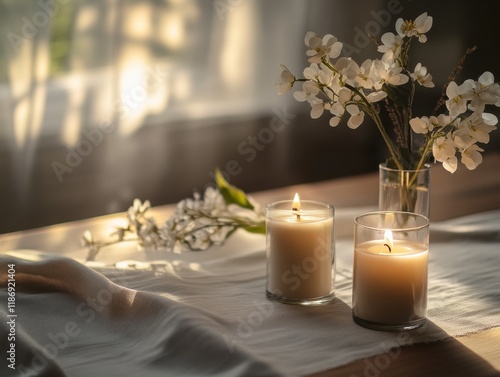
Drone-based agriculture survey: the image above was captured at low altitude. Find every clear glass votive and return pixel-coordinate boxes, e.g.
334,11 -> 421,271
266,199 -> 335,305
353,211 -> 429,331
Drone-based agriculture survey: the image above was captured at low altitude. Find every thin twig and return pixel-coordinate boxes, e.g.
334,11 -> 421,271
368,34 -> 381,46
384,98 -> 404,146
432,46 -> 478,115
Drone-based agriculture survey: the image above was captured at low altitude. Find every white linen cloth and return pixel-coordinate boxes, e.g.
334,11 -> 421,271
1,208 -> 499,377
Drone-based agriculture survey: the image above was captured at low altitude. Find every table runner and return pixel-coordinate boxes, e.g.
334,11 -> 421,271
1,208 -> 499,377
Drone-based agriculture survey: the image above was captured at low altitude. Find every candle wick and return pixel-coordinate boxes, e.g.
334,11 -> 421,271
384,243 -> 392,252
292,207 -> 300,221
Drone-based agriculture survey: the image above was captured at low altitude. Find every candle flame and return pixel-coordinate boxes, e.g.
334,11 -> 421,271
384,230 -> 394,251
292,193 -> 300,211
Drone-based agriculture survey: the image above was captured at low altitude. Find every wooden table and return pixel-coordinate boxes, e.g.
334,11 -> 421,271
2,153 -> 500,377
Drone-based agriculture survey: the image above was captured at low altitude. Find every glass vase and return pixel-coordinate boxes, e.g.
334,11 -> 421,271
379,164 -> 431,218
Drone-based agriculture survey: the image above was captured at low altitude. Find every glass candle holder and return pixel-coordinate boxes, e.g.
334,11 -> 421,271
266,199 -> 335,305
353,211 -> 429,331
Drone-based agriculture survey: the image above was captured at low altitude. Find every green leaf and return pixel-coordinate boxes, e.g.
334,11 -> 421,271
241,222 -> 266,235
383,82 -> 410,111
215,168 -> 255,210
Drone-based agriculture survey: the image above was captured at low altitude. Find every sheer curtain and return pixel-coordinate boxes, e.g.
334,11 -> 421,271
0,2 -> 51,206
0,0 -> 309,136
0,0 -> 308,203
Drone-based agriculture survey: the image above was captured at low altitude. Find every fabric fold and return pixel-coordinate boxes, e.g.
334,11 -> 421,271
0,255 -> 284,377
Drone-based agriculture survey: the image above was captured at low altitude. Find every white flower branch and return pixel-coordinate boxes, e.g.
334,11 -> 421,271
81,170 -> 265,261
278,12 -> 500,174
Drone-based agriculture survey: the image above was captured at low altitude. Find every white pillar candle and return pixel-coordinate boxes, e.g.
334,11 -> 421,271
266,194 -> 335,305
353,211 -> 429,331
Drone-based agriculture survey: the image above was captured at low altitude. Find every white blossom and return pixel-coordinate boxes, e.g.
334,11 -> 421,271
293,81 -> 319,103
304,63 -> 332,86
371,60 -> 409,89
460,143 -> 484,170
329,116 -> 341,127
346,104 -> 364,129
445,80 -> 475,118
377,32 -> 403,63
305,32 -> 342,63
310,98 -> 327,119
328,88 -> 352,126
442,156 -> 458,173
358,60 -> 376,88
395,12 -> 433,43
411,63 -> 434,88
277,64 -> 295,95
409,116 -> 433,134
366,91 -> 387,103
410,114 -> 452,135
433,114 -> 453,128
469,71 -> 500,112
433,136 -> 457,173
456,112 -> 497,144
128,199 -> 151,224
482,112 -> 499,126
335,57 -> 358,83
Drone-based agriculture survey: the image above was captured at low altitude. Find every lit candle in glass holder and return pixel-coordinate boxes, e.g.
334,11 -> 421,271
353,211 -> 429,331
266,194 -> 335,305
